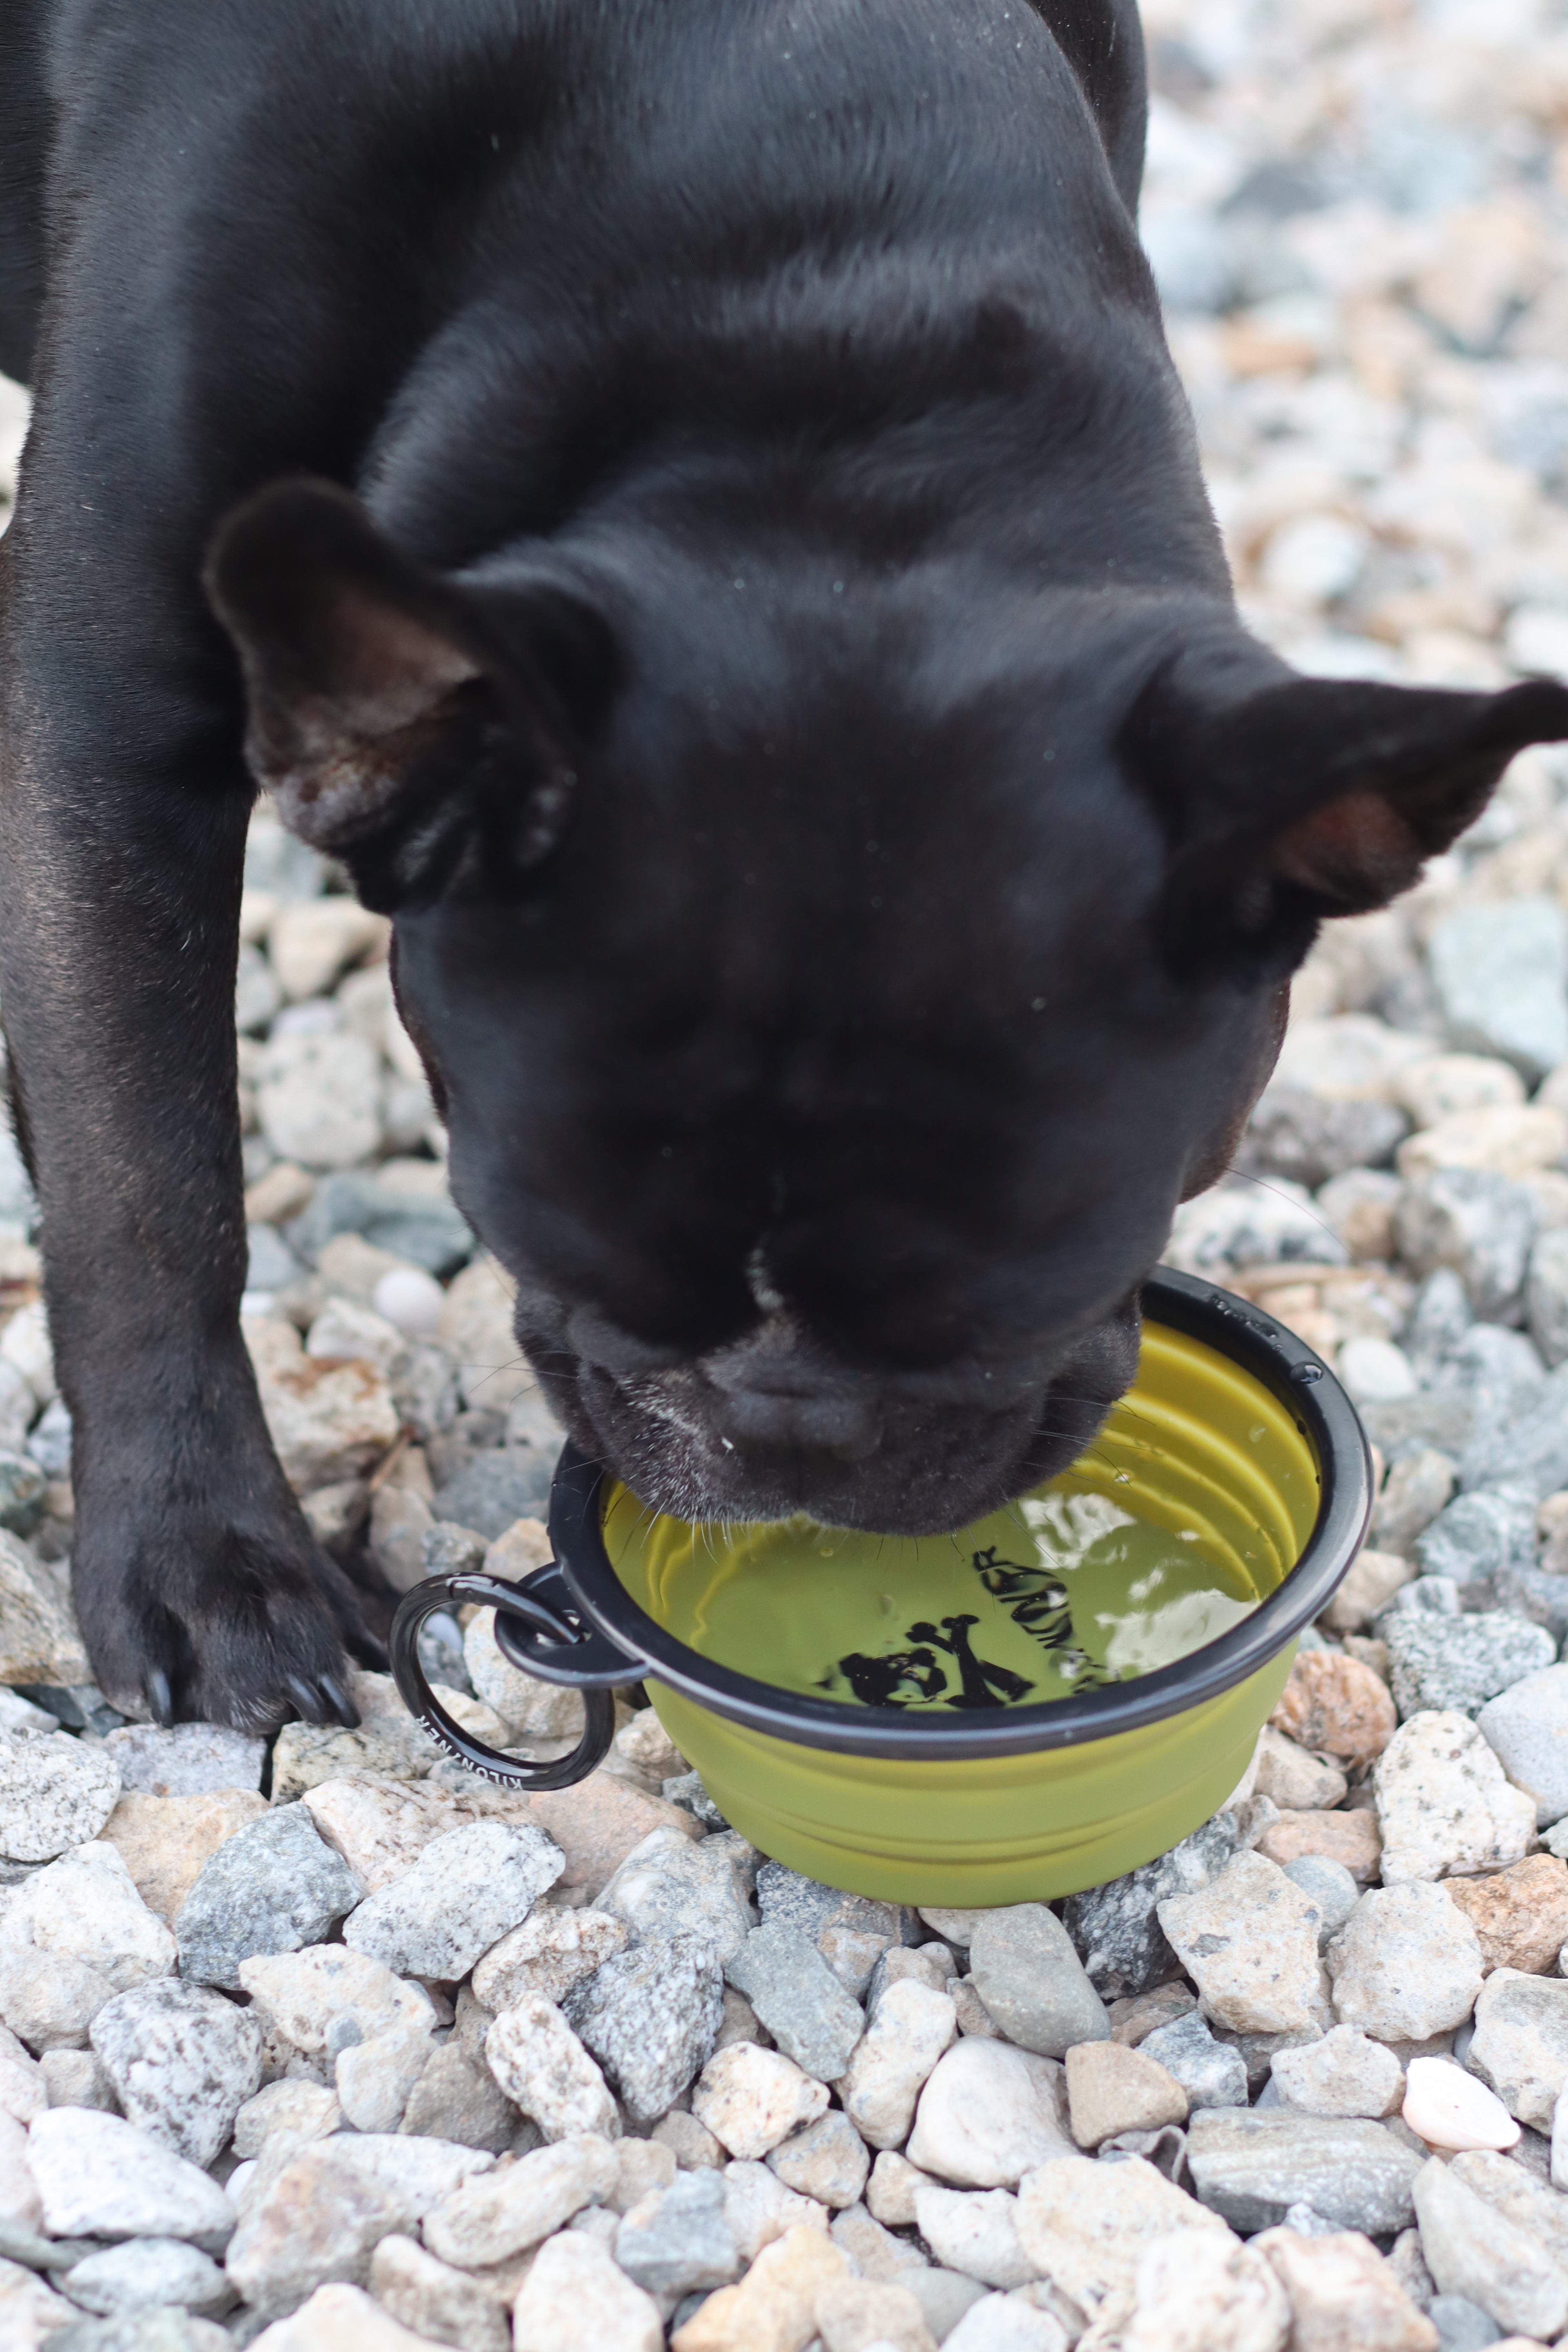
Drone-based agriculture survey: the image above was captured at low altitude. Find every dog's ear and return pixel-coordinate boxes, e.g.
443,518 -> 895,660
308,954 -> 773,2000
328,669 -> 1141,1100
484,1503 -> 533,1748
205,478 -> 613,907
1125,648 -> 1568,975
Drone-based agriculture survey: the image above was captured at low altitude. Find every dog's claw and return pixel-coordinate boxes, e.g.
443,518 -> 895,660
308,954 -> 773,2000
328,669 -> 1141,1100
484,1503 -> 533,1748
285,1672 -> 332,1726
345,1621 -> 388,1672
145,1668 -> 174,1728
318,1673 -> 359,1730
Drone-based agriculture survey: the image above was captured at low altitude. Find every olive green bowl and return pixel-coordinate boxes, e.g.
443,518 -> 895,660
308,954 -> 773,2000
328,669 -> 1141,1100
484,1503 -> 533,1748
390,1266 -> 1371,1907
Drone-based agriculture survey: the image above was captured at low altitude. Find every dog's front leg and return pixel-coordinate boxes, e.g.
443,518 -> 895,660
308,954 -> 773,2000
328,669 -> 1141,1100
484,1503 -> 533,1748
0,566 -> 376,1731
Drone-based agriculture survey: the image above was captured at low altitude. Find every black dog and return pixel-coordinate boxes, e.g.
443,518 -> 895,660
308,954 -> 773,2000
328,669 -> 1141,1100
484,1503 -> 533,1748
1,0 -> 1564,1732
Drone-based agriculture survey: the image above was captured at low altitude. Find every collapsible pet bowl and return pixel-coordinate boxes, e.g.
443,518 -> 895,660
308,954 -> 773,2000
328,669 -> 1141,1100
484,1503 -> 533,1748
390,1267 -> 1371,1906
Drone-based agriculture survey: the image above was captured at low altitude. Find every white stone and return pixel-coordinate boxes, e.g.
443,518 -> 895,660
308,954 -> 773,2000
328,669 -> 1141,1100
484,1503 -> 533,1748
257,1030 -> 382,1171
834,1979 -> 956,2153
1014,2154 -> 1233,2329
247,1317 -> 399,1491
0,2023 -> 44,2124
0,1731 -> 120,1860
0,1536 -> 89,1687
906,2040 -> 1077,2188
1253,2227 -> 1433,2352
940,2294 -> 1065,2352
0,2111 -> 40,2230
250,2279 -> 442,2352
424,2132 -> 619,2269
306,1298 -> 407,1376
597,1826 -> 755,1969
693,2043 -> 831,2160
0,2254 -> 77,2348
1121,2226 -> 1292,2352
513,2229 -> 663,2352
471,1908 -> 628,2011
1374,1710 -> 1537,1881
0,1305 -> 54,1408
232,2079 -> 341,2161
484,1996 -> 620,2141
368,2234 -> 510,2352
269,899 -> 387,1002
1252,1728 -> 1350,1811
721,2159 -> 832,2263
0,1841 -> 175,2025
62,2235 -> 232,2317
224,2133 -> 492,2315
334,2025 -> 432,2135
1157,1854 -> 1330,2035
89,1978 -> 263,2166
26,2107 -> 236,2247
1336,1337 -> 1417,1403
1270,2027 -> 1403,2119
373,1265 -> 446,1342
913,2185 -> 1038,2289
437,1257 -> 537,1413
102,1722 -> 266,1798
1477,1664 -> 1568,1828
1326,1880 -> 1484,2043
237,1946 -> 436,2056
342,1819 -> 564,1980
1403,2055 -> 1519,2151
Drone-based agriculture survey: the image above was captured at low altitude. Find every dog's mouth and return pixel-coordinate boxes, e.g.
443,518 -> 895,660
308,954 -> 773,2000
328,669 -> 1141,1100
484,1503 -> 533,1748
517,1294 -> 1143,1537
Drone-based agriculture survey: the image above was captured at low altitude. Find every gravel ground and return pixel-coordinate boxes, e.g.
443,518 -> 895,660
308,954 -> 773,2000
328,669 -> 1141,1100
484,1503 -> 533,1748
11,0 -> 1568,2346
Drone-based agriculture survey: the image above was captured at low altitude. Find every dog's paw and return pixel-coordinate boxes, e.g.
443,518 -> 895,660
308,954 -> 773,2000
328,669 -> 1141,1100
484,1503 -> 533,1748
71,1489 -> 387,1734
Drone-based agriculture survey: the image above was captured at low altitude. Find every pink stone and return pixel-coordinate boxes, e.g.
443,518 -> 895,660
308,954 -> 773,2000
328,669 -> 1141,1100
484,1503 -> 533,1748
1403,2056 -> 1520,2152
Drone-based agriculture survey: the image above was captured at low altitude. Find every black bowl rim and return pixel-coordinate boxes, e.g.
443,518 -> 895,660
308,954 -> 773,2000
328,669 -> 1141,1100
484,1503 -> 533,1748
546,1265 -> 1373,1762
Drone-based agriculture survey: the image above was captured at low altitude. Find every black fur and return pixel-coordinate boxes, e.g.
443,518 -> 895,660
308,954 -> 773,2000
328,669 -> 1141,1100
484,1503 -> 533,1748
2,0 -> 1564,1728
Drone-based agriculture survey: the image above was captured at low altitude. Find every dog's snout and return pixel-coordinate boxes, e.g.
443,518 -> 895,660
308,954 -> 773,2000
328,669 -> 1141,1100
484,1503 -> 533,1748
702,1320 -> 883,1461
712,1383 -> 883,1461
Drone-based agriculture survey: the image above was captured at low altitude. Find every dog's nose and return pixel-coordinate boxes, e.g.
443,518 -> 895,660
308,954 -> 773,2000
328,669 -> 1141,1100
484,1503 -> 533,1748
702,1319 -> 883,1461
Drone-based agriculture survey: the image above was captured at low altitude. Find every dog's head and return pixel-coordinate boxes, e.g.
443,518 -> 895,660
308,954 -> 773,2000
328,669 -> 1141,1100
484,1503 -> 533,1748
208,482 -> 1568,1533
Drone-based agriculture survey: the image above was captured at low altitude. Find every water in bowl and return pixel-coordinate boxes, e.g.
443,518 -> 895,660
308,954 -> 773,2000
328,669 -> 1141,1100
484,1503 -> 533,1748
600,1480 -> 1263,1713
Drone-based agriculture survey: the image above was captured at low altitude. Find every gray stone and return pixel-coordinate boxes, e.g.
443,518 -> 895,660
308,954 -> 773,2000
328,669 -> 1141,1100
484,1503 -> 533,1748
966,1906 -> 1109,2059
0,1455 -> 45,1540
1414,2151 -> 1568,2340
1061,1809 -> 1246,1998
1185,2110 -> 1423,2234
561,1934 -> 723,2125
60,2238 -> 232,2318
292,1171 -> 474,1279
904,2269 -> 989,2342
1385,1609 -> 1555,1719
1414,1485 -> 1536,1599
1477,1665 -> 1568,1827
1138,2012 -> 1249,2111
399,2042 -> 519,2152
662,1771 -> 728,1830
1165,1176 -> 1347,1276
613,2170 -> 740,2298
1426,2296 -> 1503,2351
88,1982 -> 261,2169
342,1820 -> 563,1981
246,1224 -> 301,1294
432,1448 -> 553,1540
26,2109 -> 236,2249
42,2316 -> 231,2352
1238,1087 -> 1410,1189
1466,1968 -> 1568,2129
174,1804 -> 364,1990
483,1996 -> 619,2141
723,1923 -> 866,2082
1461,1361 -> 1568,1501
1429,897 -> 1568,1083
1282,1855 -> 1361,1948
1530,1227 -> 1568,1368
1395,1169 -> 1537,1323
1371,1447 -> 1458,1557
100,1725 -> 265,1799
754,1863 -> 901,1998
421,1522 -> 487,1579
597,1827 -> 754,1969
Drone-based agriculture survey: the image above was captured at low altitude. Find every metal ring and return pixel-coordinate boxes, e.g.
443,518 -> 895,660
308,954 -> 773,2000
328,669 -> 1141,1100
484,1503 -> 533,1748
388,1570 -> 618,1790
